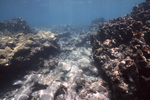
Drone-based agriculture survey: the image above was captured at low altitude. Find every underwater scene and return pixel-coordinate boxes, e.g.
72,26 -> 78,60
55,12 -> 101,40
0,0 -> 150,100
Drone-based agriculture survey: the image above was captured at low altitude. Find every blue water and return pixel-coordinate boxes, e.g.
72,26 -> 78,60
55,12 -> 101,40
0,0 -> 145,27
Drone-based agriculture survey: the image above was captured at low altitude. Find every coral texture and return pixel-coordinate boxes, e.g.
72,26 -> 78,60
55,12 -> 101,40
0,30 -> 59,88
91,2 -> 150,100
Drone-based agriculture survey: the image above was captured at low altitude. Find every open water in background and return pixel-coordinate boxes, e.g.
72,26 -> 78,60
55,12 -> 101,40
0,0 -> 145,28
0,0 -> 148,99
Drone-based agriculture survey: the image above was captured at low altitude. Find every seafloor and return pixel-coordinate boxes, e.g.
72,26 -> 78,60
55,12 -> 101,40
0,1 -> 150,100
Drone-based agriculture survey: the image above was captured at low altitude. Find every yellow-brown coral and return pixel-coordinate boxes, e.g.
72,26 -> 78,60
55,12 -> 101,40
96,48 -> 103,52
37,30 -> 57,39
113,71 -> 119,76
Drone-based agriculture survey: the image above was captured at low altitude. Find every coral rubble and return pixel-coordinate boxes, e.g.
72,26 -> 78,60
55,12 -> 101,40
91,1 -> 150,100
0,18 -> 109,99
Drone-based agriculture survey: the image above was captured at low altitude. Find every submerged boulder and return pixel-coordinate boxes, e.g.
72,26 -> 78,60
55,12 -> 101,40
0,17 -> 32,35
91,1 -> 150,100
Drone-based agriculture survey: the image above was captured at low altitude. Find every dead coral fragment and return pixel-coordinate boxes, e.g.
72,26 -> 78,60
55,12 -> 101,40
113,71 -> 119,76
103,39 -> 111,46
5,63 -> 9,67
96,48 -> 103,52
145,47 -> 150,53
133,29 -> 143,37
37,30 -> 57,40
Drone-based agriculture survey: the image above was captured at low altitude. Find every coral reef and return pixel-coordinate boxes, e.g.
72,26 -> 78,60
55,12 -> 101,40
0,30 -> 59,90
91,1 -> 150,100
2,1 -> 150,100
0,32 -> 58,67
0,19 -> 110,99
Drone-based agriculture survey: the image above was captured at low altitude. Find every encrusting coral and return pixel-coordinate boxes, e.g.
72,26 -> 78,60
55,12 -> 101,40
0,30 -> 58,67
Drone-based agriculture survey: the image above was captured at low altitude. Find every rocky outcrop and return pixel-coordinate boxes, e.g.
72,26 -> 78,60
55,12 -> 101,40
0,17 -> 32,35
0,30 -> 59,89
91,1 -> 150,100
